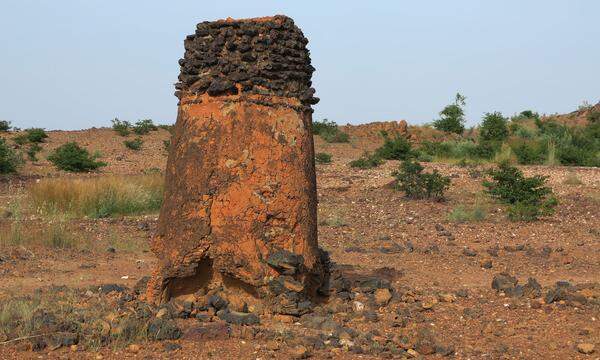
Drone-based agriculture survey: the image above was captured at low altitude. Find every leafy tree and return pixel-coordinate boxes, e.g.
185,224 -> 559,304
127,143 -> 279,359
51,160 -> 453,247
479,112 -> 508,142
112,118 -> 131,136
0,120 -> 11,132
433,93 -> 467,134
133,119 -> 158,135
48,142 -> 106,172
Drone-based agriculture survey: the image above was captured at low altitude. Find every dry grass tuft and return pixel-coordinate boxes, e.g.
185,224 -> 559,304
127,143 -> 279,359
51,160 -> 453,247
29,174 -> 164,218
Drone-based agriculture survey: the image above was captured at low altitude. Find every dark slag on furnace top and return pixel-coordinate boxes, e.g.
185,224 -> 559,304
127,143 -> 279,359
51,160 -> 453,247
175,15 -> 319,111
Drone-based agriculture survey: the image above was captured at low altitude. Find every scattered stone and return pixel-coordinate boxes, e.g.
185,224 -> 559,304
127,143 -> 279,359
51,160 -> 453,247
99,284 -> 126,294
352,301 -> 365,312
147,319 -> 182,340
184,323 -> 230,341
374,288 -> 392,306
127,344 -> 140,353
218,311 -> 260,326
290,345 -> 310,359
438,292 -> 456,303
421,296 -> 438,310
133,276 -> 150,295
480,259 -> 493,269
105,246 -> 116,253
267,250 -> 304,275
164,342 -> 182,352
492,273 -> 518,293
577,343 -> 595,354
208,294 -> 228,311
462,247 -> 477,257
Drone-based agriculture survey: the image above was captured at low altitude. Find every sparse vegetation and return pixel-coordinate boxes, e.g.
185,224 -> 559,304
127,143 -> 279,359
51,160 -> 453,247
483,162 -> 557,221
0,138 -> 22,174
315,152 -> 332,164
448,204 -> 487,222
374,133 -> 413,160
26,143 -> 42,161
29,174 -> 164,218
111,118 -> 131,136
132,119 -> 158,135
312,119 -> 349,143
392,160 -> 451,200
163,139 -> 171,152
0,120 -> 11,132
25,128 -> 48,143
0,219 -> 77,249
47,142 -> 107,172
124,137 -> 143,151
349,152 -> 384,169
433,93 -> 466,134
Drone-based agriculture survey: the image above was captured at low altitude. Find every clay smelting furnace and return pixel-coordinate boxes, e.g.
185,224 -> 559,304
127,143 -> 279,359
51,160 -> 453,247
147,15 -> 327,316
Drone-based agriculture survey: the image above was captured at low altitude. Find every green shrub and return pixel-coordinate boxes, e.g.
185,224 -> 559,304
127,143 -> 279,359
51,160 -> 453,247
48,142 -> 107,172
433,93 -> 466,134
124,137 -> 143,151
312,119 -> 338,135
158,124 -> 174,132
392,160 -> 451,200
26,143 -> 42,161
163,139 -> 171,152
518,110 -> 540,120
483,162 -> 557,221
0,120 -> 11,132
112,118 -> 131,136
315,152 -> 332,164
511,140 -> 547,165
375,134 -> 413,160
13,134 -> 28,146
479,112 -> 508,142
25,128 -> 48,143
312,119 -> 349,143
0,139 -> 21,174
420,140 -> 496,160
349,152 -> 384,169
588,111 -> 600,124
133,119 -> 158,135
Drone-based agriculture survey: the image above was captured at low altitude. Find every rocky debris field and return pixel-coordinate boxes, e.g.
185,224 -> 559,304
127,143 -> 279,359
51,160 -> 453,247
0,128 -> 599,359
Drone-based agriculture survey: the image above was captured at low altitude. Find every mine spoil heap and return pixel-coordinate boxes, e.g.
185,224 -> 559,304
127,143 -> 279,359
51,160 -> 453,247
147,15 -> 327,317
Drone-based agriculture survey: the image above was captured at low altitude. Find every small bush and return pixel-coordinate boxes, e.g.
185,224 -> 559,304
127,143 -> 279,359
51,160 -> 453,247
483,162 -> 557,221
0,120 -> 11,132
13,134 -> 28,146
312,119 -> 338,135
112,118 -> 131,136
133,119 -> 158,135
158,124 -> 174,132
479,112 -> 508,142
349,152 -> 384,169
588,111 -> 600,124
511,140 -> 546,165
25,128 -> 48,143
312,119 -> 349,143
392,160 -> 451,200
124,137 -> 143,151
163,139 -> 171,152
519,110 -> 539,119
48,142 -> 107,172
375,135 -> 413,160
0,139 -> 21,174
433,93 -> 466,134
26,143 -> 42,161
315,152 -> 332,164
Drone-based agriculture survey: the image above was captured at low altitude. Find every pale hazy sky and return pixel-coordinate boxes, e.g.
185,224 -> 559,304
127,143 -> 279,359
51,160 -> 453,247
1,1 -> 598,130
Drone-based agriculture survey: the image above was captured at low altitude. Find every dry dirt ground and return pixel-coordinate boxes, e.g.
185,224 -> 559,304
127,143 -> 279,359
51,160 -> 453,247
0,128 -> 598,359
